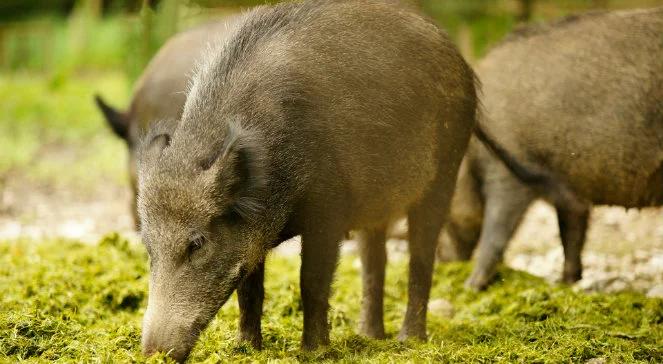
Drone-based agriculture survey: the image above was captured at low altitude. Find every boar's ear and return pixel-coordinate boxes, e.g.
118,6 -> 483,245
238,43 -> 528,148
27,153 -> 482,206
201,120 -> 266,222
137,120 -> 174,168
94,94 -> 130,140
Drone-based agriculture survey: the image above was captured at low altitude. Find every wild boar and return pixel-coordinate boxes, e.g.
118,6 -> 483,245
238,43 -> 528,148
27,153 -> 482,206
440,8 -> 663,290
137,0 -> 479,360
94,18 -> 237,227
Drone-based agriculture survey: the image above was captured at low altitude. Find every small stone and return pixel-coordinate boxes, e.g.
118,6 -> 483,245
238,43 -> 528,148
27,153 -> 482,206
646,284 -> 663,298
585,358 -> 607,364
605,279 -> 629,293
428,298 -> 454,318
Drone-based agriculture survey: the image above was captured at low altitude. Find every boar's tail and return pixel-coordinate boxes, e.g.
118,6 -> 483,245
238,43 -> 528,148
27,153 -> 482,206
473,122 -> 586,210
94,94 -> 130,140
472,123 -> 544,185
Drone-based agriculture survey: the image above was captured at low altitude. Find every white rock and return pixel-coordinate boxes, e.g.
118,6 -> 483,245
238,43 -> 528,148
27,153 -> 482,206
605,279 -> 629,293
428,298 -> 454,318
646,284 -> 663,298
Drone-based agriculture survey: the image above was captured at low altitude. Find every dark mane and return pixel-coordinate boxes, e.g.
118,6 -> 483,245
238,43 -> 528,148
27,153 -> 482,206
214,1 -> 322,84
500,10 -> 610,45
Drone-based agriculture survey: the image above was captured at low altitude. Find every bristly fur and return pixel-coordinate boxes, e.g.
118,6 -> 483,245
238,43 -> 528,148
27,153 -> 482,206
139,1 -> 482,359
451,6 -> 663,290
216,119 -> 268,223
186,1 -> 321,115
499,7 -> 663,46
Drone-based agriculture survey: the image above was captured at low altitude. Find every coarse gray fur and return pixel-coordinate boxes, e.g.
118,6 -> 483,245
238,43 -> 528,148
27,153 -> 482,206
439,7 -> 663,290
94,18 -> 237,227
137,0 -> 478,361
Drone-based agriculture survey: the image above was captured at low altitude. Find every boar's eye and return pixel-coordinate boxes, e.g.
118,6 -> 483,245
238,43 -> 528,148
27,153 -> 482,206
186,234 -> 205,260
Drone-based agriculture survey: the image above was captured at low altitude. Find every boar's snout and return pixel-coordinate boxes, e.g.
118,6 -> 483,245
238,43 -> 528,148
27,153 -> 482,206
141,305 -> 203,363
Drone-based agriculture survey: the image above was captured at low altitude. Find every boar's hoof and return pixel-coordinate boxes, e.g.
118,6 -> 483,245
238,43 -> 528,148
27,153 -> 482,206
359,324 -> 386,339
561,267 -> 582,285
238,332 -> 262,350
465,270 -> 493,291
301,333 -> 330,351
397,327 -> 427,342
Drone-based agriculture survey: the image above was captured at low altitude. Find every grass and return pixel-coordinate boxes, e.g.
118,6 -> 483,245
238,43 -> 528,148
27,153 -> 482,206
0,71 -> 129,190
1,235 -> 661,363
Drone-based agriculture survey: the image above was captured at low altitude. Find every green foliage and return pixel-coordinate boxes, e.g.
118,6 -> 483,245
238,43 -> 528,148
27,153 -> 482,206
423,0 -> 515,59
0,0 -> 515,76
0,0 -> 181,83
0,72 -> 129,188
1,237 -> 661,362
1,16 -> 129,74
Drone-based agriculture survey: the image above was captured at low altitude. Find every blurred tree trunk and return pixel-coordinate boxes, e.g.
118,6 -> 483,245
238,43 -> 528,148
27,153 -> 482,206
59,0 -> 101,77
0,26 -> 4,69
127,0 -> 178,83
157,0 -> 179,46
517,0 -> 534,23
140,0 -> 155,78
89,0 -> 101,18
591,0 -> 609,9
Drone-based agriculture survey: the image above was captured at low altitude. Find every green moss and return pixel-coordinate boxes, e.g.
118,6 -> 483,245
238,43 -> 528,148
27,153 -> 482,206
0,236 -> 661,363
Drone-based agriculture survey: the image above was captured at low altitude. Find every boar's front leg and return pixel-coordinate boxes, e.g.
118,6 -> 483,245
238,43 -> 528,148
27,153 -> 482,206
556,205 -> 590,284
237,261 -> 265,349
358,227 -> 388,339
300,228 -> 342,350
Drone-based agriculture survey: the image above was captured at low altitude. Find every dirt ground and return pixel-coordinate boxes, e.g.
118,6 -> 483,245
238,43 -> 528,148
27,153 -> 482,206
1,176 -> 661,297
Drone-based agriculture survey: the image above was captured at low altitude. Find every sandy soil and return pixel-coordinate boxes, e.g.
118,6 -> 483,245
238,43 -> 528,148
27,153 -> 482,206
506,202 -> 663,296
0,176 -> 137,243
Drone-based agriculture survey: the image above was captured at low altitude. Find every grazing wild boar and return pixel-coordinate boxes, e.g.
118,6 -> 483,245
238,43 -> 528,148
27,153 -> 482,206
137,0 -> 481,360
440,7 -> 663,290
94,19 -> 236,227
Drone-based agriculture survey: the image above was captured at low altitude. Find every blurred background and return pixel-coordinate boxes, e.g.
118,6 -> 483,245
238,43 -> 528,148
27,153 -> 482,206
1,0 -> 662,293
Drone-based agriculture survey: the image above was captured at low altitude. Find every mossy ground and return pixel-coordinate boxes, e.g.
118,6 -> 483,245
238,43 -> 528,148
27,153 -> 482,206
1,235 -> 661,363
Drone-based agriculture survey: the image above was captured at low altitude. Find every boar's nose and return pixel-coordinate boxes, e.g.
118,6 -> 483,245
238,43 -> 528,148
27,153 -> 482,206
142,313 -> 194,363
141,339 -> 157,357
142,335 -> 191,363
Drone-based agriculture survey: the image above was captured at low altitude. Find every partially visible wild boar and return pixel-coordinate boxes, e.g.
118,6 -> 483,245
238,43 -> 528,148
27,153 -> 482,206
440,8 -> 663,290
137,0 -> 478,361
95,19 -> 236,227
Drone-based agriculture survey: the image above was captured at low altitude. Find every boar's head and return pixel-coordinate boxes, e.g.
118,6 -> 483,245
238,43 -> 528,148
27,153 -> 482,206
137,119 -> 267,362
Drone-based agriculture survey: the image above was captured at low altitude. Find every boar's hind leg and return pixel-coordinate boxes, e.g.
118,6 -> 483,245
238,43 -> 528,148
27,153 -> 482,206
358,227 -> 388,339
237,261 -> 265,349
300,228 -> 342,350
465,180 -> 535,291
556,205 -> 590,284
398,176 -> 456,342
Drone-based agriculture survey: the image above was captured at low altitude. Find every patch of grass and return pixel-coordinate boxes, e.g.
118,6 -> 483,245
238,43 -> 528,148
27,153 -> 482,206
0,71 -> 129,189
1,236 -> 661,362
